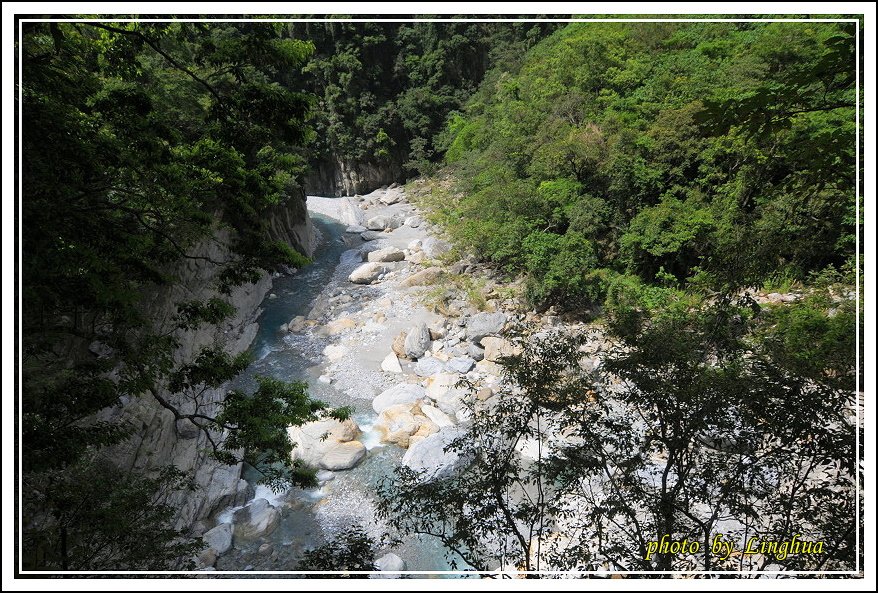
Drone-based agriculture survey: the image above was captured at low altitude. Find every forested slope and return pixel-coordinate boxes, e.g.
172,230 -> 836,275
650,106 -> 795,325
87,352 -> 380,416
422,20 -> 859,309
289,18 -> 560,195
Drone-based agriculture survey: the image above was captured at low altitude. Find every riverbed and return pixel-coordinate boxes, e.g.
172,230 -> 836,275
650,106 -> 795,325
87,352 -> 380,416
212,191 -> 468,576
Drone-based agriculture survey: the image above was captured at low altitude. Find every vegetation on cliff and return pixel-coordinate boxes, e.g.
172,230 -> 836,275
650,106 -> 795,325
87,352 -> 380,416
425,20 -> 859,310
288,18 -> 560,185
21,21 -> 330,569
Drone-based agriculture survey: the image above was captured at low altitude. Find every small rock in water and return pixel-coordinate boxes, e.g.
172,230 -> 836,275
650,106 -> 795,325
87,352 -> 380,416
346,225 -> 367,233
318,375 -> 333,385
233,499 -> 281,541
268,293 -> 277,300
258,543 -> 274,556
372,552 -> 407,578
315,469 -> 335,483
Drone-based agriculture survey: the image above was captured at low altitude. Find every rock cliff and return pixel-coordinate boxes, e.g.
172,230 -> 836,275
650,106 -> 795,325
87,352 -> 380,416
304,156 -> 402,197
104,191 -> 315,532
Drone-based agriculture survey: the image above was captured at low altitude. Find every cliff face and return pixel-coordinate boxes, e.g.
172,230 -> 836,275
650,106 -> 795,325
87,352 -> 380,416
304,156 -> 402,197
104,192 -> 315,532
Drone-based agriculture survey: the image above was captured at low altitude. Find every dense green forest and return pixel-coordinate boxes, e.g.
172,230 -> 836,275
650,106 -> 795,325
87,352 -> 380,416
18,16 -> 861,575
287,19 -> 560,183
21,20 -> 337,569
422,20 -> 859,309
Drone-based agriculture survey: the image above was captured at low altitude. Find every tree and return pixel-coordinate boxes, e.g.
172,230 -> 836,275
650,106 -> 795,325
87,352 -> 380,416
296,527 -> 380,577
430,20 -> 858,309
20,21 -> 331,569
377,295 -> 857,574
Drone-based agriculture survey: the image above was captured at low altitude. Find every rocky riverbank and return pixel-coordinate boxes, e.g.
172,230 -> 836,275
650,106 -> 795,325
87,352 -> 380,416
198,185 -> 589,574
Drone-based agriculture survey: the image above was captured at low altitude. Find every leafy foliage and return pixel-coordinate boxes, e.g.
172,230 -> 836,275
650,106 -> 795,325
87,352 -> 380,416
379,306 -> 857,573
296,526 -> 380,577
288,19 -> 561,178
22,460 -> 201,570
429,20 -> 858,308
20,21 -> 329,570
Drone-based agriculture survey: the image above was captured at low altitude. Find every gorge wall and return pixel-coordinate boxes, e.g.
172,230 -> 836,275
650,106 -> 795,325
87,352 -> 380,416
103,190 -> 315,533
304,156 -> 403,197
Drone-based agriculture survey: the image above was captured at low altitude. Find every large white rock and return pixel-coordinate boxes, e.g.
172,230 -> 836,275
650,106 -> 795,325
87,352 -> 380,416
372,552 -> 407,578
372,383 -> 427,414
202,523 -> 233,555
381,352 -> 403,373
233,498 -> 280,540
425,373 -> 460,400
421,404 -> 456,428
414,356 -> 445,377
465,312 -> 508,343
426,373 -> 468,417
288,418 -> 360,467
404,322 -> 431,359
404,216 -> 423,228
402,427 -> 469,482
366,215 -> 401,231
320,440 -> 367,470
367,247 -> 406,263
349,262 -> 392,284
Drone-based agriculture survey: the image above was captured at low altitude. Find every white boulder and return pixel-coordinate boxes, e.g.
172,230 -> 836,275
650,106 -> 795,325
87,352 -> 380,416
381,352 -> 403,373
402,427 -> 469,482
372,383 -> 427,414
320,441 -> 367,470
349,262 -> 392,284
367,247 -> 406,263
233,498 -> 280,540
202,523 -> 233,555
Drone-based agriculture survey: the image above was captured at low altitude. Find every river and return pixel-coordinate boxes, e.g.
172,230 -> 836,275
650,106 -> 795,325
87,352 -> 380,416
213,209 -> 464,576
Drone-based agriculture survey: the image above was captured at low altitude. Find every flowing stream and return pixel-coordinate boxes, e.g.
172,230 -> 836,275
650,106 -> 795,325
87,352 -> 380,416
214,210 -> 462,576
